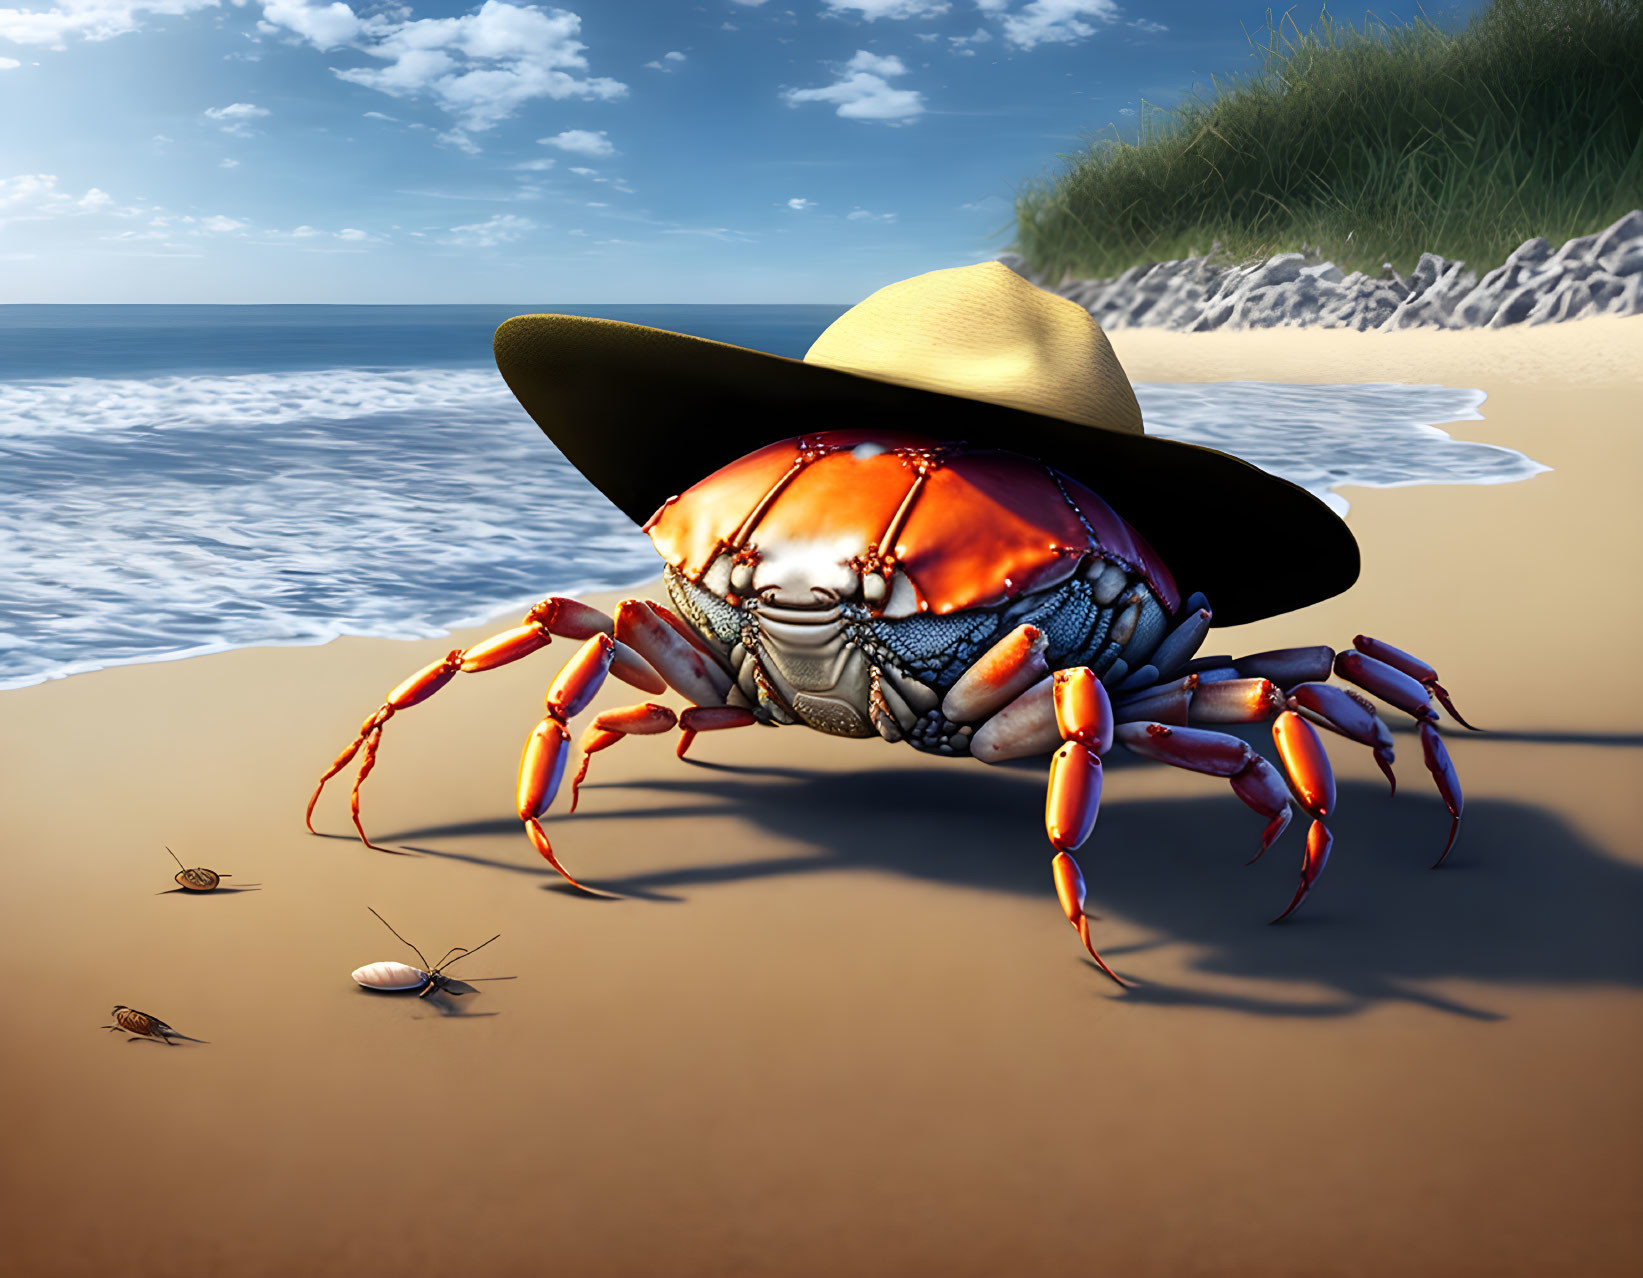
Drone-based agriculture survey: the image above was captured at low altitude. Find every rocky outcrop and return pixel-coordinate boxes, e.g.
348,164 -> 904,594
1000,210 -> 1643,331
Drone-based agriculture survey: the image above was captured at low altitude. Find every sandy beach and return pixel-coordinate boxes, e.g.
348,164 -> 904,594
2,317 -> 1639,1277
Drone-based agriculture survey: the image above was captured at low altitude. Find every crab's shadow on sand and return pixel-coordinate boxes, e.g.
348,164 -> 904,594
383,743 -> 1643,1020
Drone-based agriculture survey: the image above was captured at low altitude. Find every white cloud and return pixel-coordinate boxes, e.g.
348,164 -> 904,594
198,214 -> 244,232
659,226 -> 754,243
846,208 -> 895,222
362,110 -> 397,121
644,49 -> 685,70
257,1 -> 628,148
254,222 -> 383,248
1118,106 -> 1135,116
204,102 -> 271,136
1128,18 -> 1167,35
998,0 -> 1119,50
783,50 -> 923,123
949,26 -> 990,51
974,0 -> 1009,11
786,197 -> 814,210
820,0 -> 949,18
259,0 -> 357,48
512,157 -> 555,171
447,212 -> 535,246
539,128 -> 614,156
219,157 -> 240,168
0,173 -> 132,225
0,0 -> 220,49
0,55 -> 19,68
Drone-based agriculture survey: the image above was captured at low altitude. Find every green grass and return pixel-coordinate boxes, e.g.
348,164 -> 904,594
1008,0 -> 1643,282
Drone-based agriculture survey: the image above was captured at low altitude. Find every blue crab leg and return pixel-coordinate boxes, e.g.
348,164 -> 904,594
1354,635 -> 1479,729
1113,721 -> 1302,871
1286,681 -> 1398,793
1421,722 -> 1464,865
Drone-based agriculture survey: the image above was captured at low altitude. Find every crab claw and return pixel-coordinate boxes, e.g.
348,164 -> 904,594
1420,722 -> 1464,866
1272,819 -> 1333,923
1051,850 -> 1124,987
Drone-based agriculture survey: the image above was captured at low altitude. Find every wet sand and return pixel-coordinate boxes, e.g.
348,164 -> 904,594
1,317 -> 1639,1277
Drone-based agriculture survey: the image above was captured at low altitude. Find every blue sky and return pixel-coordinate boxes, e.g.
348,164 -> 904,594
1,0 -> 1484,303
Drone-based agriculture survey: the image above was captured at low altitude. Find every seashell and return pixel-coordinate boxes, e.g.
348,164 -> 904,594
352,961 -> 429,992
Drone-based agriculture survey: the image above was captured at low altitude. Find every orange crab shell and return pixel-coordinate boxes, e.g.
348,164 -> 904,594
643,429 -> 1180,617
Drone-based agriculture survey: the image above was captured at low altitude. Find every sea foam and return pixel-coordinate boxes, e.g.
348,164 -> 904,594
0,367 -> 1545,689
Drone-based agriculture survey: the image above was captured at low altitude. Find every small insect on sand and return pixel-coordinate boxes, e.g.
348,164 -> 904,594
159,845 -> 230,892
101,1005 -> 205,1046
351,908 -> 501,998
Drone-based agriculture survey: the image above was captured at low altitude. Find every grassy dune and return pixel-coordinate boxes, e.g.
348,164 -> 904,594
1010,0 -> 1643,281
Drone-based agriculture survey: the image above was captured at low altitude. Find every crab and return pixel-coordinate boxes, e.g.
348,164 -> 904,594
306,427 -> 1472,985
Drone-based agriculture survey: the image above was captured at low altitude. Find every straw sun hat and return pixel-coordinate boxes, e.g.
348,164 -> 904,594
493,261 -> 1358,626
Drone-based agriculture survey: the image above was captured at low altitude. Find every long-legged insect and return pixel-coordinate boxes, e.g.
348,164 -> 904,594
351,908 -> 501,998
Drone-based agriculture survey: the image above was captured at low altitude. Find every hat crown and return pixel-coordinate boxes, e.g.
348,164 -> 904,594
803,260 -> 1144,437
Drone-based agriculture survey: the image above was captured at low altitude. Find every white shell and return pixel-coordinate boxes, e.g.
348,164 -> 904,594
352,960 -> 429,991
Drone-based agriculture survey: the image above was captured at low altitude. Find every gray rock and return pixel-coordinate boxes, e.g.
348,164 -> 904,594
1002,209 -> 1643,330
1599,241 -> 1643,278
1592,210 -> 1643,260
1487,283 -> 1541,328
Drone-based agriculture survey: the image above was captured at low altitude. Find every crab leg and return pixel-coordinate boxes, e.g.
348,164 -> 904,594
1043,668 -> 1122,985
1231,645 -> 1336,687
570,702 -> 678,810
554,600 -> 748,799
1149,604 -> 1213,679
1114,722 -> 1299,866
1331,643 -> 1468,858
1334,650 -> 1437,722
1287,682 -> 1397,793
1421,722 -> 1464,866
941,624 -> 1050,723
1272,710 -> 1337,820
1354,635 -> 1478,729
517,634 -> 618,889
615,600 -> 733,706
1273,820 -> 1333,923
306,595 -> 664,848
676,706 -> 758,759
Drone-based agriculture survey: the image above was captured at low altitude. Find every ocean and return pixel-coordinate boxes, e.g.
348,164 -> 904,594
0,304 -> 1546,690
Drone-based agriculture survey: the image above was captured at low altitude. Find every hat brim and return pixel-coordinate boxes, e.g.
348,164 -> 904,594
494,314 -> 1358,628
